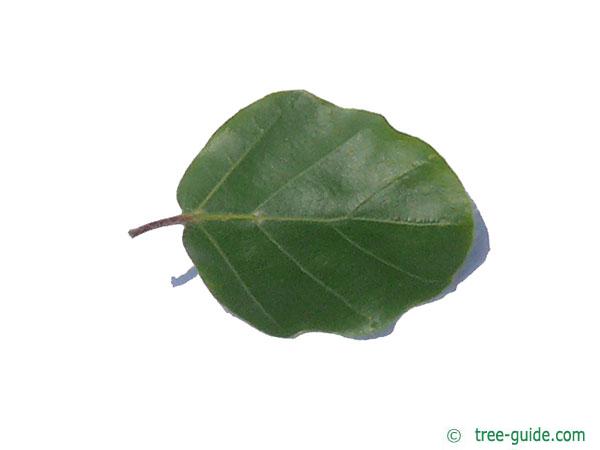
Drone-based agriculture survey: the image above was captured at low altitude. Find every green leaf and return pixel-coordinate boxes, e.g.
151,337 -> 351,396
132,90 -> 474,338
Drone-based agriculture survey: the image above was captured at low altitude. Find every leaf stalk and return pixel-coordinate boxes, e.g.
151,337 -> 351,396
128,214 -> 192,238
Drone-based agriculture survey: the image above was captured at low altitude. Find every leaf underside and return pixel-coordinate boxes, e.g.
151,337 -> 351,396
177,90 -> 474,338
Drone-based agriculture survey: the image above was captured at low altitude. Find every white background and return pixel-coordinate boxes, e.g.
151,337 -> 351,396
1,1 -> 598,449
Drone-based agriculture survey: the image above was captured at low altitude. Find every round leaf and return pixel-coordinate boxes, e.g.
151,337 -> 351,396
176,90 -> 474,338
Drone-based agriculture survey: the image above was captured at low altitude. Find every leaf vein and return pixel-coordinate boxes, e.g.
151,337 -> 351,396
198,224 -> 283,331
257,224 -> 370,322
332,226 -> 441,284
347,159 -> 432,217
252,130 -> 364,213
198,109 -> 284,210
348,217 -> 457,227
190,212 -> 459,227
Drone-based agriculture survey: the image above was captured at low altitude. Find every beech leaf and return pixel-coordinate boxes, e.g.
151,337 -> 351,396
130,90 -> 474,338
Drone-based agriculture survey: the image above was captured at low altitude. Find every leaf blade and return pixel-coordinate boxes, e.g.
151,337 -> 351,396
178,90 -> 474,337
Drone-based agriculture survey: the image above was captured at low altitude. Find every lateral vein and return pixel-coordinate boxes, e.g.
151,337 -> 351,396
332,226 -> 440,284
199,224 -> 283,331
252,130 -> 364,213
197,109 -> 283,210
257,224 -> 370,322
347,159 -> 432,217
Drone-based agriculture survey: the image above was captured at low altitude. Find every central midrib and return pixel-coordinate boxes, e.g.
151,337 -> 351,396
188,212 -> 344,224
186,211 -> 457,227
